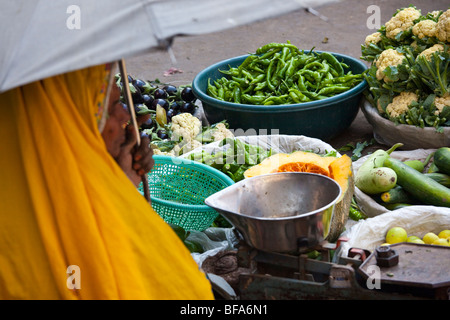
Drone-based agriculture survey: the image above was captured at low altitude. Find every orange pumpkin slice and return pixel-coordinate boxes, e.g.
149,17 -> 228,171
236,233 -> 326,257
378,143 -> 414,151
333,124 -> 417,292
328,154 -> 353,200
244,153 -> 291,178
276,162 -> 331,177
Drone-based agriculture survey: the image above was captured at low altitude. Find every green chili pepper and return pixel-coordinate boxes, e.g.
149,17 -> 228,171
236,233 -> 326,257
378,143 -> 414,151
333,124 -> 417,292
274,57 -> 285,76
319,52 -> 344,76
241,69 -> 255,81
241,93 -> 266,104
254,81 -> 267,91
249,64 -> 265,74
233,86 -> 241,103
285,57 -> 298,78
349,207 -> 367,221
255,42 -> 299,55
217,86 -> 225,100
218,68 -> 240,77
304,61 -> 323,70
207,84 -> 220,100
349,197 -> 367,221
280,46 -> 290,62
238,55 -> 258,71
232,167 -> 247,182
298,69 -> 321,83
289,88 -> 310,102
249,73 -> 265,85
266,55 -> 278,92
263,95 -> 289,105
318,86 -> 351,96
319,60 -> 330,74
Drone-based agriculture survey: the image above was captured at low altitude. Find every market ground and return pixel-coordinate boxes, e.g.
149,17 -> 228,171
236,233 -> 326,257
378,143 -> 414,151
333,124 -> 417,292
126,0 -> 449,156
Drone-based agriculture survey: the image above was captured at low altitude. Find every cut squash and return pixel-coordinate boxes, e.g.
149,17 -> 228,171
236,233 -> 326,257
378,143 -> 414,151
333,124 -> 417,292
244,151 -> 335,179
288,151 -> 336,173
328,154 -> 353,201
277,162 -> 331,177
327,154 -> 354,241
243,151 -> 354,242
244,153 -> 291,178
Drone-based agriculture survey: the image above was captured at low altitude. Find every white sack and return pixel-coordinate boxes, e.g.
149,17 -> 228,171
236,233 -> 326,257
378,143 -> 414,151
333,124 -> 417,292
338,206 -> 450,258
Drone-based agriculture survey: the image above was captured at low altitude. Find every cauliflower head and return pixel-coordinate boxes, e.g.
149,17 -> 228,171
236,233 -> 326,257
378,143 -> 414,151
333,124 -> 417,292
385,91 -> 418,118
385,7 -> 421,39
429,11 -> 441,19
179,140 -> 202,155
419,43 -> 445,61
412,19 -> 437,39
171,113 -> 202,143
436,9 -> 450,43
153,148 -> 176,156
211,122 -> 234,142
434,93 -> 450,115
375,49 -> 405,82
364,32 -> 382,46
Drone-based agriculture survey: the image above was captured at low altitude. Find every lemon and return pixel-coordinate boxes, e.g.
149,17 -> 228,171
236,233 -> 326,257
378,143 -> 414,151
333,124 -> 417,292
407,236 -> 420,242
432,238 -> 450,246
423,232 -> 439,244
438,230 -> 450,239
380,243 -> 390,246
385,227 -> 408,244
410,238 -> 425,244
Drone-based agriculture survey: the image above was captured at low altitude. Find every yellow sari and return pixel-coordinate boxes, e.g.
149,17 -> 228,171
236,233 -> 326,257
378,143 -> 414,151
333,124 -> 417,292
0,64 -> 214,300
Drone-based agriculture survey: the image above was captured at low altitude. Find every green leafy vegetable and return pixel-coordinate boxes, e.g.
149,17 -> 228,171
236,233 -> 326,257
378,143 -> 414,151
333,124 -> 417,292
338,139 -> 375,161
189,138 -> 272,182
360,6 -> 450,131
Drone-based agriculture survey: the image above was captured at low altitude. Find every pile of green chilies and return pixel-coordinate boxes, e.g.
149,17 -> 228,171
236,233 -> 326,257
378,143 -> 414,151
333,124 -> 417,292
207,42 -> 363,105
188,138 -> 272,182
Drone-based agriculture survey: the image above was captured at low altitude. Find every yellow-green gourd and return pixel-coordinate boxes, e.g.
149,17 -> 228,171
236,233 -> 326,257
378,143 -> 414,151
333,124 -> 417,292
355,143 -> 403,195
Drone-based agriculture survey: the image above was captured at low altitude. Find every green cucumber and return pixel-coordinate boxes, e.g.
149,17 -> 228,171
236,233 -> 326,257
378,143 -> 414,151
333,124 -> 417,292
404,152 -> 434,173
427,162 -> 440,173
434,147 -> 450,175
424,172 -> 450,187
384,157 -> 450,207
380,185 -> 415,204
404,160 -> 426,172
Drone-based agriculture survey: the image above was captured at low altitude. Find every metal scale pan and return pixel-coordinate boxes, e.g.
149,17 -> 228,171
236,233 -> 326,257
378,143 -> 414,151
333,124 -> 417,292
205,172 -> 342,253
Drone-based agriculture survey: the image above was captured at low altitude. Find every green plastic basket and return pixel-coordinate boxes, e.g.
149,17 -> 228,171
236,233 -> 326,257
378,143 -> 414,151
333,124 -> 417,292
140,155 -> 235,231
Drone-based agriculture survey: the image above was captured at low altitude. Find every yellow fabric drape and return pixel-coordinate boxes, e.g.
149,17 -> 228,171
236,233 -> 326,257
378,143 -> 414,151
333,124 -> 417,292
0,64 -> 214,300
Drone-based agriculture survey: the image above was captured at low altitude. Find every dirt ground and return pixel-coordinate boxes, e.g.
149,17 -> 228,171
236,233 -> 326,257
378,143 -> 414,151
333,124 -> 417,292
126,0 -> 449,156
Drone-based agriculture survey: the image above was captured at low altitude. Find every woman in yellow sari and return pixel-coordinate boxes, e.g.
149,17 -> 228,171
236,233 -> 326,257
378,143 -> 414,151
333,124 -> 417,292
0,63 -> 214,300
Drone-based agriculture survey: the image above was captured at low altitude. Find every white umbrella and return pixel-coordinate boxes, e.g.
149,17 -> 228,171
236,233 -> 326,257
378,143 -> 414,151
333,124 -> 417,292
0,0 -> 333,93
0,0 -> 333,199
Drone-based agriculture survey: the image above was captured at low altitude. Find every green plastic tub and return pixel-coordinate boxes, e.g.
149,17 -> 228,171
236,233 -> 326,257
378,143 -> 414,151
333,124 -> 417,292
192,52 -> 368,141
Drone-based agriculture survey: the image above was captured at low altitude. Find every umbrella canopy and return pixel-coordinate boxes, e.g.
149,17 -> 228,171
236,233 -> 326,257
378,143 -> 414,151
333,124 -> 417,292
0,0 -> 334,93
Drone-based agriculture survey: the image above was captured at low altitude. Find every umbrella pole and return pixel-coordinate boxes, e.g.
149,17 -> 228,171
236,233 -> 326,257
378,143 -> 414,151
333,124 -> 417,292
118,59 -> 151,203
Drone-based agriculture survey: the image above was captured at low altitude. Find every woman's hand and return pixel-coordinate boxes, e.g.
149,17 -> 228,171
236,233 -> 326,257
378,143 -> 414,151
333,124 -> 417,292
115,114 -> 154,187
